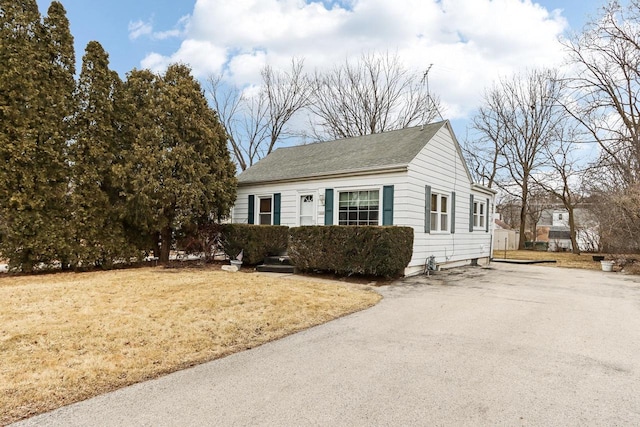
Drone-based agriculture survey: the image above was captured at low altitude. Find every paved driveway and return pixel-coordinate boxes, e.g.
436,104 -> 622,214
14,263 -> 640,426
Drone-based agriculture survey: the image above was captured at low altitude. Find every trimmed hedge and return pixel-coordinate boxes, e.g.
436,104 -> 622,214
289,226 -> 414,277
221,224 -> 289,265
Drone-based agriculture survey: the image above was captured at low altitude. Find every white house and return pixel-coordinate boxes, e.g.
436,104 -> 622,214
231,120 -> 496,276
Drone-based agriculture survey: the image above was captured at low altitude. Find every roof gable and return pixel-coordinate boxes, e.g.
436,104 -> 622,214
237,121 -> 447,185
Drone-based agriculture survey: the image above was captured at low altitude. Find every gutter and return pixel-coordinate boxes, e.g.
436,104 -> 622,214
237,165 -> 408,187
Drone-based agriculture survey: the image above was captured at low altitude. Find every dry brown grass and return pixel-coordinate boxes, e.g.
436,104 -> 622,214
493,250 -> 640,272
0,267 -> 381,425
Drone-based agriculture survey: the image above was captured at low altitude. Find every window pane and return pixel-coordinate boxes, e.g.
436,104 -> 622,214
474,202 -> 478,214
338,190 -> 379,226
259,198 -> 271,213
441,196 -> 447,213
479,203 -> 484,215
259,213 -> 271,225
430,213 -> 437,231
441,214 -> 448,231
431,194 -> 437,212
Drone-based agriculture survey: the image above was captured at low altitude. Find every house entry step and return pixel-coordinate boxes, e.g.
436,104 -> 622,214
256,264 -> 296,273
262,255 -> 293,265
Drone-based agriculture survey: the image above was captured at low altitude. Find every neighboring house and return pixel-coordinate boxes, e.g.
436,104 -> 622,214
536,207 -> 600,252
231,120 -> 496,276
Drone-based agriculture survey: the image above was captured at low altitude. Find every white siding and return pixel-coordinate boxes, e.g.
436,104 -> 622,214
234,172 -> 408,227
233,124 -> 495,275
405,125 -> 494,271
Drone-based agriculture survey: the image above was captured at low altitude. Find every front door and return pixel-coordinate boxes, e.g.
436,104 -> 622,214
299,194 -> 315,225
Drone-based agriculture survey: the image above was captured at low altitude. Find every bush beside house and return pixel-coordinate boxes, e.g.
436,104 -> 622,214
221,224 -> 289,265
289,226 -> 414,277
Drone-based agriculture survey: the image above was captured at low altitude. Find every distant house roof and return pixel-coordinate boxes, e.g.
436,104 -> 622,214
237,121 -> 452,185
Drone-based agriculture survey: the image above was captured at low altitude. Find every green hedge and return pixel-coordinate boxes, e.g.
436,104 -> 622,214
288,226 -> 414,277
221,224 -> 289,265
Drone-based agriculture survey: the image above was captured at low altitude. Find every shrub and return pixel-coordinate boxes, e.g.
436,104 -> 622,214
221,224 -> 289,265
289,226 -> 414,277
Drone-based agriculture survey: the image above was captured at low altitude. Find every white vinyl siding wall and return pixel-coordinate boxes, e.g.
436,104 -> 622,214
403,125 -> 494,273
233,172 -> 406,228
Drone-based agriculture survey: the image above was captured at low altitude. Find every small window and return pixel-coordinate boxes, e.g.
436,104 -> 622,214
473,201 -> 485,229
259,197 -> 272,225
338,190 -> 379,226
430,193 -> 449,232
558,213 -> 563,220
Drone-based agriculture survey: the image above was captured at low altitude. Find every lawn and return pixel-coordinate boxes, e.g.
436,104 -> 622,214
0,267 -> 381,425
494,250 -> 640,273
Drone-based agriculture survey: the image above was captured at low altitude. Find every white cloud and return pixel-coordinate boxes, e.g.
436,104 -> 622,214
129,15 -> 189,42
139,0 -> 570,119
128,19 -> 153,40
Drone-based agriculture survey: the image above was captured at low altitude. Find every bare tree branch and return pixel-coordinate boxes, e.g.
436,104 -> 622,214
309,51 -> 442,140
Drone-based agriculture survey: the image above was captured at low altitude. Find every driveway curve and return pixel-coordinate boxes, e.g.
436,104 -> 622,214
13,263 -> 640,426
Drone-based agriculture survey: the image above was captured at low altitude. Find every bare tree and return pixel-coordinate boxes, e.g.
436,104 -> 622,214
562,0 -> 640,187
472,68 -> 566,249
532,124 -> 588,254
309,52 -> 442,140
561,0 -> 640,253
464,95 -> 510,188
207,57 -> 311,170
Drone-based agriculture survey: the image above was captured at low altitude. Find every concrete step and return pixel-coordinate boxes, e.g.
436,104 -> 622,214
263,256 -> 293,266
256,264 -> 296,274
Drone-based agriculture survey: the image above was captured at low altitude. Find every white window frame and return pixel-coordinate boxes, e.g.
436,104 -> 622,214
336,187 -> 381,226
473,200 -> 486,229
297,191 -> 317,226
257,195 -> 273,225
430,192 -> 449,233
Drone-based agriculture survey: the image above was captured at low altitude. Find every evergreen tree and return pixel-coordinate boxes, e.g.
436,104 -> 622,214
121,64 -> 237,263
0,0 -> 72,271
43,1 -> 76,268
72,41 -> 134,267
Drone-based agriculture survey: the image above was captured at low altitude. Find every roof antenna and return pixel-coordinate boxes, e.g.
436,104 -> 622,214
421,64 -> 443,126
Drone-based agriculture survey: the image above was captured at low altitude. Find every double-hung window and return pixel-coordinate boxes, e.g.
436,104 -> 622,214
338,190 -> 379,225
473,201 -> 485,229
430,193 -> 449,232
258,197 -> 272,225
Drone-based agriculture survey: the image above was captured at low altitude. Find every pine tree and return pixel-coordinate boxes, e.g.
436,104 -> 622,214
0,0 -> 72,271
72,41 -> 133,267
121,64 -> 237,263
43,1 -> 76,268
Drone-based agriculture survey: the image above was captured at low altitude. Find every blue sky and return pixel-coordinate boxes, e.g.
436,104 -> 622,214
35,0 -> 611,136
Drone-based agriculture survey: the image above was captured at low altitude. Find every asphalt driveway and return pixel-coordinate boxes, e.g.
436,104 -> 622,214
14,263 -> 640,426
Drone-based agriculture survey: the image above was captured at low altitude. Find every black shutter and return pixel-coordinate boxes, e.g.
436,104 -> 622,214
248,195 -> 255,225
486,197 -> 490,232
382,185 -> 394,225
273,193 -> 281,225
324,189 -> 334,225
425,185 -> 431,233
469,194 -> 474,232
451,191 -> 456,234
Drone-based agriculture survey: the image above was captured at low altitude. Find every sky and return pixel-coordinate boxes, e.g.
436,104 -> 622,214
34,0 -> 609,138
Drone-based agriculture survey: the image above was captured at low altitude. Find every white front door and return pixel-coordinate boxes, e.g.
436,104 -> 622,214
299,194 -> 315,225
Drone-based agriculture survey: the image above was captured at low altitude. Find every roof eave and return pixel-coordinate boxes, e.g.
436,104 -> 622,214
472,183 -> 498,195
238,164 -> 408,187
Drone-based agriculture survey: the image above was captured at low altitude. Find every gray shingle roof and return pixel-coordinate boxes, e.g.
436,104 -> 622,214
237,121 -> 447,185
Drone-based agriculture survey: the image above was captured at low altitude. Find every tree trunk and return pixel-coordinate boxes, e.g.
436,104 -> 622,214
160,226 -> 172,264
518,198 -> 527,250
152,231 -> 161,260
568,206 -> 581,255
